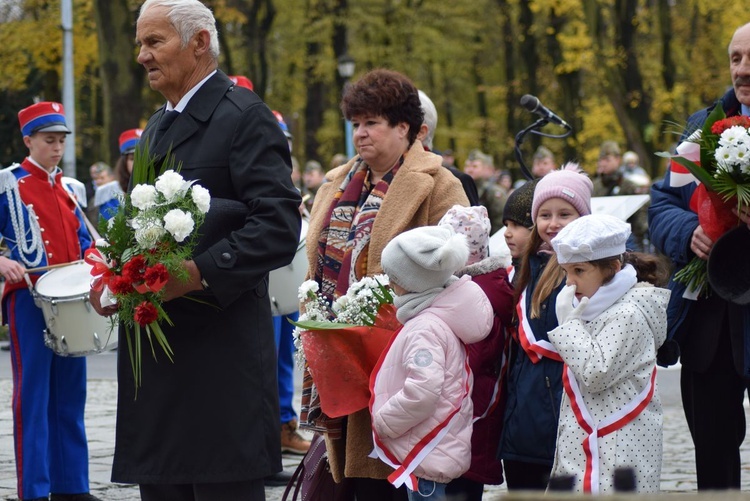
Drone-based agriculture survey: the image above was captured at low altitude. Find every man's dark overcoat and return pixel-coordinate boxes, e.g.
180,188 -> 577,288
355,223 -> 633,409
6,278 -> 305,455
111,70 -> 302,484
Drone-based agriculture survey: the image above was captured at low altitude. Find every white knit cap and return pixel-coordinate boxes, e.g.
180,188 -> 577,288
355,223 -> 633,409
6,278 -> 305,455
381,226 -> 469,293
551,214 -> 630,264
437,205 -> 490,265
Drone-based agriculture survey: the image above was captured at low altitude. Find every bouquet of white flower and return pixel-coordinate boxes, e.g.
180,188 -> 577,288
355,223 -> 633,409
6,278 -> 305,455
86,166 -> 210,390
292,275 -> 399,418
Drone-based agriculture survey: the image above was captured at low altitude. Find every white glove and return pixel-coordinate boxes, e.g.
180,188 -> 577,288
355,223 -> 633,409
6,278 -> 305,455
555,285 -> 589,325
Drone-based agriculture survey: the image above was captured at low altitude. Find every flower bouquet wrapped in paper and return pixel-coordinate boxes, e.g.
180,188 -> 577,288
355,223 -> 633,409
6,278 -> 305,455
292,275 -> 399,418
658,107 -> 750,297
86,147 -> 210,390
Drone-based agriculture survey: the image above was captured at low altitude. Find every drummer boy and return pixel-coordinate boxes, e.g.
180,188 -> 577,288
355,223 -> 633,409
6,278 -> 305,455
0,102 -> 101,501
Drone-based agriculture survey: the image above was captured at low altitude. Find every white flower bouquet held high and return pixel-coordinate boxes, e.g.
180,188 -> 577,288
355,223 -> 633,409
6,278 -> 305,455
86,148 -> 211,391
291,275 -> 400,418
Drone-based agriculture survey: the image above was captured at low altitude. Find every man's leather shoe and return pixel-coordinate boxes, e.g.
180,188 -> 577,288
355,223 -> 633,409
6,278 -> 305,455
264,469 -> 295,487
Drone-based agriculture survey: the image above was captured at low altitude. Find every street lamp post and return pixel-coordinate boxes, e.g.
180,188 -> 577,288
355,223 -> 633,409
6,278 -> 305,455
61,0 -> 76,178
337,54 -> 356,159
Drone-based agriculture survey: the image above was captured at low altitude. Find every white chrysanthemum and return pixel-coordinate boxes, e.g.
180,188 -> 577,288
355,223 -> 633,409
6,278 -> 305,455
719,126 -> 749,147
190,184 -> 211,214
715,145 -> 737,171
130,184 -> 158,210
372,274 -> 390,286
155,170 -> 190,202
298,280 -> 319,300
332,295 -> 349,314
163,209 -> 195,242
133,218 -> 167,249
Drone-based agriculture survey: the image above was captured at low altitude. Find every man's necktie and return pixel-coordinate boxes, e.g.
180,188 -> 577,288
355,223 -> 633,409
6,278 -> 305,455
153,110 -> 180,146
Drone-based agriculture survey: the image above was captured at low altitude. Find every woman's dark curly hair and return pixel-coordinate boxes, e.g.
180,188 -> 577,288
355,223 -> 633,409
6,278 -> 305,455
340,69 -> 424,146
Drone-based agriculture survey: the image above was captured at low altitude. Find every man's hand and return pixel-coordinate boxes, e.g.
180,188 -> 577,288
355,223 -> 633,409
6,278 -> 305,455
690,225 -> 714,260
0,256 -> 26,284
161,260 -> 204,302
90,287 -> 118,317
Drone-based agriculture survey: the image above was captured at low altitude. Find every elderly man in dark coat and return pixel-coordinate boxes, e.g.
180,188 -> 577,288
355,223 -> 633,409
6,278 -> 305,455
91,1 -> 301,500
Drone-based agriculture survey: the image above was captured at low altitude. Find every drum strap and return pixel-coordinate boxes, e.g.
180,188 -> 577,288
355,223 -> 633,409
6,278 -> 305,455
62,186 -> 100,241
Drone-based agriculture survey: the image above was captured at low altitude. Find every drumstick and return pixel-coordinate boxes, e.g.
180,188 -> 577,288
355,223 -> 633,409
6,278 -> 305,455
25,259 -> 84,274
301,194 -> 311,204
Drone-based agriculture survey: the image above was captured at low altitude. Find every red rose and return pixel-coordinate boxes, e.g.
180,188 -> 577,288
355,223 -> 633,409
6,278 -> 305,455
109,275 -> 134,295
122,255 -> 147,283
134,301 -> 159,326
144,263 -> 169,292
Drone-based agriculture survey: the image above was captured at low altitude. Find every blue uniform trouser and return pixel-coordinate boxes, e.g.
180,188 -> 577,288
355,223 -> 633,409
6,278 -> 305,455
272,312 -> 299,424
4,289 -> 89,500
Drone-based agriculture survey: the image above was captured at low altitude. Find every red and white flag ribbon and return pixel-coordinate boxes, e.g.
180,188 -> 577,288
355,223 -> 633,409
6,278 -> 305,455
562,365 -> 657,493
516,287 -> 561,363
369,335 -> 472,490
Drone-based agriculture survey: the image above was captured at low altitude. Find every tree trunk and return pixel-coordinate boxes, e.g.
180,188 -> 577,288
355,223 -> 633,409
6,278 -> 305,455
93,0 -> 145,165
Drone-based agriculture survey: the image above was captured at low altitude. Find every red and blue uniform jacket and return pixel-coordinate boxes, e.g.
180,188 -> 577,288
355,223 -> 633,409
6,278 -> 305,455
0,158 -> 92,297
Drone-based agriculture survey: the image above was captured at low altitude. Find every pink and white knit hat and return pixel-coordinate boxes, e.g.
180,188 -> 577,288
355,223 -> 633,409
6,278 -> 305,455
531,163 -> 593,222
438,205 -> 491,265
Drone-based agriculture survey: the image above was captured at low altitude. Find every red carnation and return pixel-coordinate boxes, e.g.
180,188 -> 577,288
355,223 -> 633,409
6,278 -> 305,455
122,255 -> 147,283
134,301 -> 159,326
711,116 -> 750,135
109,275 -> 135,295
144,263 -> 169,290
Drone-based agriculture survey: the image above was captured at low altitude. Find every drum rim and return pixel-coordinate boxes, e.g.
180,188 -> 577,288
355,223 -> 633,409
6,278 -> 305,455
33,262 -> 95,298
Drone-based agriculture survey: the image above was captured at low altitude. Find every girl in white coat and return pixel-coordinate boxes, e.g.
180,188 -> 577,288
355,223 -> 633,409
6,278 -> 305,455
548,214 -> 670,494
370,226 -> 493,501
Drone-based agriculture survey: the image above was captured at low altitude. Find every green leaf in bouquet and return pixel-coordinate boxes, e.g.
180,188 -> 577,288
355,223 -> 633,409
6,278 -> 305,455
699,105 -> 725,173
131,137 -> 180,186
288,318 -> 360,330
673,256 -> 710,297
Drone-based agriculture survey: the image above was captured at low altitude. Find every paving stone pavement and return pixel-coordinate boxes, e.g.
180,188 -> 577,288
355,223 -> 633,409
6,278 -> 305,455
1,358 -> 750,500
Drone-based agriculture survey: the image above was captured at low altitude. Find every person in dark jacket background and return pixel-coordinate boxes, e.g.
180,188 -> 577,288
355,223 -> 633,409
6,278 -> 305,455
648,21 -> 750,491
417,90 -> 480,206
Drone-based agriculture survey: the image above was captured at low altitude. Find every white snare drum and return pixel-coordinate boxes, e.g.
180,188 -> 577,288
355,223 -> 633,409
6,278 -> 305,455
269,218 -> 309,316
33,262 -> 118,357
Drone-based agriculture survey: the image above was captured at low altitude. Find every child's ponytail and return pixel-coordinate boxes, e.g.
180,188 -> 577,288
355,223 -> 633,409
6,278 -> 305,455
623,252 -> 670,287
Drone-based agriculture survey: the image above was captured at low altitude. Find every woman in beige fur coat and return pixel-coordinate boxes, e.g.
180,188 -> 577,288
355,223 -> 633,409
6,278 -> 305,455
301,69 -> 468,500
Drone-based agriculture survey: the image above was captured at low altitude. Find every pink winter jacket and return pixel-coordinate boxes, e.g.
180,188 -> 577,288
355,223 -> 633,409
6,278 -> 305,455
370,276 -> 494,483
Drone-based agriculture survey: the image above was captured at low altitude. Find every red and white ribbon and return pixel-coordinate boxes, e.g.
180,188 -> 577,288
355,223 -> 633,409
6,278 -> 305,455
369,333 -> 472,490
562,365 -> 657,494
516,287 -> 561,363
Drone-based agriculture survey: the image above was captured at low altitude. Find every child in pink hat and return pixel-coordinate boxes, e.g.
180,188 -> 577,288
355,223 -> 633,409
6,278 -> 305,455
498,163 -> 593,491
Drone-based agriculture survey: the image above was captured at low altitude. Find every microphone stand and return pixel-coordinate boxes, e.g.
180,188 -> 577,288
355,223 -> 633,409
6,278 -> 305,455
514,118 -> 573,181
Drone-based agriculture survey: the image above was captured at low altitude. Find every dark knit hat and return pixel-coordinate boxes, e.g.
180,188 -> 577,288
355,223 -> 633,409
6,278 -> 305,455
502,178 -> 539,229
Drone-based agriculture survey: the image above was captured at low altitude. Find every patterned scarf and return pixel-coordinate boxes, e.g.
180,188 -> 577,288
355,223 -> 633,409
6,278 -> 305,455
300,156 -> 402,437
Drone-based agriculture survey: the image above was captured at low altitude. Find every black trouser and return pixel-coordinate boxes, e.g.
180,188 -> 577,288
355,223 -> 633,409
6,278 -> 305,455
445,476 -> 484,501
138,479 -> 265,501
352,477 -> 408,501
681,330 -> 750,490
502,460 -> 551,491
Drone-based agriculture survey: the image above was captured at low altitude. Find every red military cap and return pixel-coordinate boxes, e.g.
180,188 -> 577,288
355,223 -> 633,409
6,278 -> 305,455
119,128 -> 143,155
18,101 -> 71,137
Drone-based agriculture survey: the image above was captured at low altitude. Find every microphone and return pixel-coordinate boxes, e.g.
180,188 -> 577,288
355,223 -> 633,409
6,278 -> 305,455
520,94 -> 571,129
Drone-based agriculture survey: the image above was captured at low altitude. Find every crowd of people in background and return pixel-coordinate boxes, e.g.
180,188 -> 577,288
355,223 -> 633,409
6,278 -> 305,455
1,1 -> 750,500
